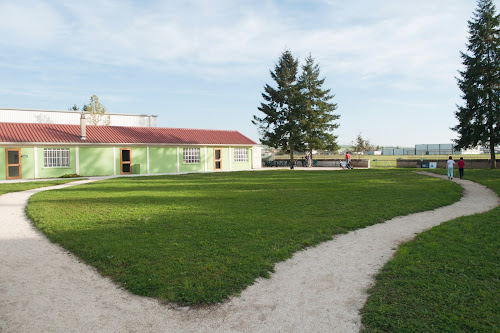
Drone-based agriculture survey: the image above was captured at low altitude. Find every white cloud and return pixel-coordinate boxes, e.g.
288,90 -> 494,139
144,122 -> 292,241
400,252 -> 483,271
0,1 -> 65,49
0,0 -> 475,89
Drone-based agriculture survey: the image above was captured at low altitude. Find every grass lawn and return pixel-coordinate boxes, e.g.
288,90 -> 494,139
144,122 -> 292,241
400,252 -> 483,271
26,169 -> 462,305
0,179 -> 83,196
361,169 -> 500,332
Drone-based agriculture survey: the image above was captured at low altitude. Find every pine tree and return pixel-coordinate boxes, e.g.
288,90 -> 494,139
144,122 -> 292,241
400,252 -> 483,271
253,50 -> 305,164
351,133 -> 373,153
453,0 -> 500,168
297,54 -> 340,162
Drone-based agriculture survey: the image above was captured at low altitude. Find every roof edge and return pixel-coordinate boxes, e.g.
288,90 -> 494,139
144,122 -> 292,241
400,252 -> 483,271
0,142 -> 256,147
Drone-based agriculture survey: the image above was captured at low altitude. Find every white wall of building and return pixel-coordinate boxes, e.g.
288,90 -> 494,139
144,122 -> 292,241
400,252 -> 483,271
252,146 -> 262,169
0,108 -> 157,127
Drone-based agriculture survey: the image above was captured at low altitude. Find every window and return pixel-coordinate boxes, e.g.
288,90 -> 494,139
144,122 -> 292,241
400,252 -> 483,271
44,148 -> 70,167
183,148 -> 200,164
234,148 -> 248,162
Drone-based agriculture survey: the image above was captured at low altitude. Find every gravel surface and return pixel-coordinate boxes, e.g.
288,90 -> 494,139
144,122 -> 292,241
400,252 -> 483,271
1,172 -> 498,333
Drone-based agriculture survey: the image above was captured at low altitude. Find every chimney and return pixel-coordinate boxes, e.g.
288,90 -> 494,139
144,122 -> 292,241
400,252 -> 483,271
80,113 -> 87,140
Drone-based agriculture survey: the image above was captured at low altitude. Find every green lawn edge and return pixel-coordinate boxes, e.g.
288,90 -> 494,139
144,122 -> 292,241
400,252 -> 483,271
361,169 -> 500,332
0,179 -> 85,197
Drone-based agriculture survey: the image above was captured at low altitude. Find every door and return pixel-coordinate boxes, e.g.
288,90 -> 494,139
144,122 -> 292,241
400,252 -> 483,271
120,148 -> 132,174
214,148 -> 222,170
6,148 -> 22,179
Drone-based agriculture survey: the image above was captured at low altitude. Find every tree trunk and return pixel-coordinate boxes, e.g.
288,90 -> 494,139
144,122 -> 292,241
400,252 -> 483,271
309,148 -> 313,167
489,131 -> 496,169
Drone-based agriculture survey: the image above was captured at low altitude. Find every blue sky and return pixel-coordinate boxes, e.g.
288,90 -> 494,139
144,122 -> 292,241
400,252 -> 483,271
0,0 -> 496,147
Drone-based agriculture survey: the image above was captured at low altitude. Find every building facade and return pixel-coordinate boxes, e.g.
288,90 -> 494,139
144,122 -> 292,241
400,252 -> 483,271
1,121 -> 259,180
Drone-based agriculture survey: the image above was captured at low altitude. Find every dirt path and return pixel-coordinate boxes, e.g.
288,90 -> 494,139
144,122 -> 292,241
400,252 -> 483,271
1,173 -> 498,333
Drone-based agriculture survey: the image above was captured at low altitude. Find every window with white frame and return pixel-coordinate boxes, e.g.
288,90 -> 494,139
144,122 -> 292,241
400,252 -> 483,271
183,148 -> 200,164
44,148 -> 70,167
234,148 -> 248,162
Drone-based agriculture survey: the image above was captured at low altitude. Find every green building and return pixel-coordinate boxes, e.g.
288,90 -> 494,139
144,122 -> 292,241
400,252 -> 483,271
0,119 -> 259,180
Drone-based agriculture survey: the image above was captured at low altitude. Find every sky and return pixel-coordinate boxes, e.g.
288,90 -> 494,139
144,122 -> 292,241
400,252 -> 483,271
0,0 -> 496,147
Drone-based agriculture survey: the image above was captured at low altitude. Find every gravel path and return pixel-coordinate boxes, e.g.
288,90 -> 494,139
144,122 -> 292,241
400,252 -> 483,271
1,172 -> 498,333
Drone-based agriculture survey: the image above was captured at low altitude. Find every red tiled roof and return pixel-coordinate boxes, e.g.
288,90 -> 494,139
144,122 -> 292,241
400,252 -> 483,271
0,122 -> 257,145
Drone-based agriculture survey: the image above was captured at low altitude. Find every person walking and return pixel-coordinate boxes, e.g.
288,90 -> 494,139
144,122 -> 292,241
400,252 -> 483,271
446,156 -> 455,180
458,157 -> 465,179
346,152 -> 352,169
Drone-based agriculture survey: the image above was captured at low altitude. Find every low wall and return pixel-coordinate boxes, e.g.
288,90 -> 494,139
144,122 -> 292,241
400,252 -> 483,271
397,159 -> 499,169
350,159 -> 370,168
270,159 -> 371,168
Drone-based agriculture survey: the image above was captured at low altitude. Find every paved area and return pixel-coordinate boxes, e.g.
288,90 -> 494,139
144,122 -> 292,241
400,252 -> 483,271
0,172 -> 498,332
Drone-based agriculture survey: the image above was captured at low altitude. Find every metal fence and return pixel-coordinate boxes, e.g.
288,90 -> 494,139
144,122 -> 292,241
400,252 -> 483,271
383,145 -> 459,156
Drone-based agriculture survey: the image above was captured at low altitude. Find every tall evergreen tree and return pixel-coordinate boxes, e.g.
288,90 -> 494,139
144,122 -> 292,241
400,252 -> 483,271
297,55 -> 340,161
453,0 -> 500,168
253,50 -> 305,163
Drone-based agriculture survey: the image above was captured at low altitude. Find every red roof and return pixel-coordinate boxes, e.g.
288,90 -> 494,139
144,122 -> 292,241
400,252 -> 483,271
0,122 -> 257,145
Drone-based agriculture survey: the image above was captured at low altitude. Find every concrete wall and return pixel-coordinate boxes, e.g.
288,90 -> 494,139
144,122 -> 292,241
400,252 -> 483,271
314,160 -> 370,167
351,159 -> 370,168
272,158 -> 371,168
315,160 -> 341,167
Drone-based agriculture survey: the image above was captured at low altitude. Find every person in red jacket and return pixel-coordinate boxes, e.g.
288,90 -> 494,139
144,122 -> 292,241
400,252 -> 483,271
346,152 -> 352,169
458,157 -> 465,179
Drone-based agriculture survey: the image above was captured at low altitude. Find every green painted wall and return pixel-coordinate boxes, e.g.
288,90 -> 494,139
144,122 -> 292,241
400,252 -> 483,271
133,147 -> 148,174
206,147 -> 214,171
115,148 -> 120,175
21,147 -> 35,179
37,147 -> 77,179
0,147 -> 35,180
176,147 -> 253,173
221,147 -> 230,171
179,147 -> 207,173
149,147 -> 177,173
231,147 -> 253,171
1,144 -> 255,180
79,147 -> 114,176
0,148 -> 5,180
194,147 -> 227,172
